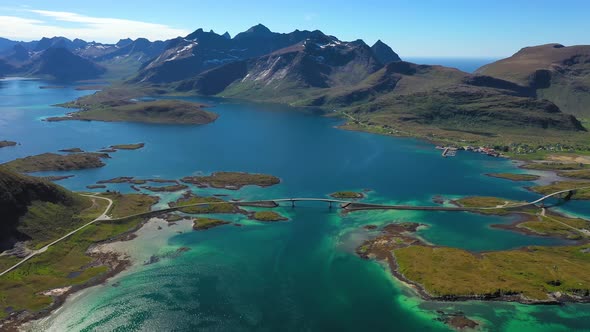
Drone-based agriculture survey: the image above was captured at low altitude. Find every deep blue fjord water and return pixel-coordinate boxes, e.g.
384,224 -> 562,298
2,78 -> 590,331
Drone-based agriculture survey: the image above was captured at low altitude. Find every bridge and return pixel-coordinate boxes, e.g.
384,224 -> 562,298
108,186 -> 587,221
0,186 -> 586,277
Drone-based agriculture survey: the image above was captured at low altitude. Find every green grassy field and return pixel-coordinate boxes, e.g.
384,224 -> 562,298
110,143 -> 145,150
519,215 -> 590,240
453,196 -> 522,215
181,172 -> 280,189
2,153 -> 108,173
394,244 -> 590,301
529,181 -> 590,200
251,211 -> 288,222
558,169 -> 590,180
0,193 -> 157,320
330,191 -> 364,199
192,217 -> 230,230
171,195 -> 237,214
487,173 -> 540,181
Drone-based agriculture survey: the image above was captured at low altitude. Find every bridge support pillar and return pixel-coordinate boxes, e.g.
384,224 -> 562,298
329,201 -> 332,209
291,200 -> 295,208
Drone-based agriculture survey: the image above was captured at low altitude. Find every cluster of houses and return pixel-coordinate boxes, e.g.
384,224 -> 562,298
436,145 -> 503,158
462,146 -> 502,157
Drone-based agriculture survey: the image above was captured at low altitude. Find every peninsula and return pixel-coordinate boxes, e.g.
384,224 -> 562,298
1,152 -> 110,173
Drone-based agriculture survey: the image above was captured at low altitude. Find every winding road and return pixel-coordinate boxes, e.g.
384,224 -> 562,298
0,194 -> 113,277
0,186 -> 588,277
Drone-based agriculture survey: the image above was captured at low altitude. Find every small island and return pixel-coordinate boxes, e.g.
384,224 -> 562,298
86,184 -> 107,189
330,191 -> 364,199
169,193 -> 241,214
58,148 -> 84,153
111,143 -> 145,150
97,176 -> 134,184
0,140 -> 17,148
487,173 -> 540,181
48,89 -> 218,125
251,211 -> 288,222
2,152 -> 110,173
193,217 -> 230,230
181,171 -> 280,190
141,184 -> 188,192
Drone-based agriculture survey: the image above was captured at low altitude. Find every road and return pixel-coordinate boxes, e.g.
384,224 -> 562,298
0,194 -> 113,277
1,186 -> 587,277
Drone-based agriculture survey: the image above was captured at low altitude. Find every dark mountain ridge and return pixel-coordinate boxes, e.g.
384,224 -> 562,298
0,167 -> 85,250
133,24 -> 400,83
476,43 -> 590,117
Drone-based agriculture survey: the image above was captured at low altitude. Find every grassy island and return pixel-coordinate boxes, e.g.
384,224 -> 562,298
0,140 -> 17,148
394,245 -> 590,302
169,194 -> 239,214
2,152 -> 109,173
356,220 -> 590,303
487,173 -> 540,181
193,217 -> 230,230
111,143 -> 145,150
181,171 -> 280,190
58,148 -> 84,153
86,184 -> 107,189
330,191 -> 364,199
141,184 -> 188,192
453,196 -> 522,214
251,211 -> 288,222
49,88 -> 217,125
97,176 -> 134,184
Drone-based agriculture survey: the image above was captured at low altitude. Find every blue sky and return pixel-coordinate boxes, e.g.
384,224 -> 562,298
0,0 -> 588,57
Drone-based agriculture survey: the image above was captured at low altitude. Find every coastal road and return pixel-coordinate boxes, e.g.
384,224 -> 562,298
1,186 -> 587,277
540,213 -> 590,237
0,194 -> 113,277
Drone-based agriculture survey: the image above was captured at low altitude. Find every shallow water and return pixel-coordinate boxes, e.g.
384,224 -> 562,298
2,78 -> 590,331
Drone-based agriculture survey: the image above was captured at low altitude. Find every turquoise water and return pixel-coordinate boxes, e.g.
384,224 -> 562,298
2,78 -> 590,331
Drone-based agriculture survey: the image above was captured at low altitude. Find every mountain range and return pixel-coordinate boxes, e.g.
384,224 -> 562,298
1,24 -> 589,142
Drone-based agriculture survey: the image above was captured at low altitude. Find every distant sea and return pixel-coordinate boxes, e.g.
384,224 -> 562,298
404,57 -> 500,73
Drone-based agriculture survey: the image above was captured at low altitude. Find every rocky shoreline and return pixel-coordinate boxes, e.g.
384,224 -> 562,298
0,213 -> 170,331
1,251 -> 130,331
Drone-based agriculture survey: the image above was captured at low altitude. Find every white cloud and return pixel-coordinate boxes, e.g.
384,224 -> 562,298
0,9 -> 190,42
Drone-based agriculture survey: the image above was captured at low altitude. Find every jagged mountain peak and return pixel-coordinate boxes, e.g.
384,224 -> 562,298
371,39 -> 401,64
245,23 -> 272,34
116,38 -> 133,47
